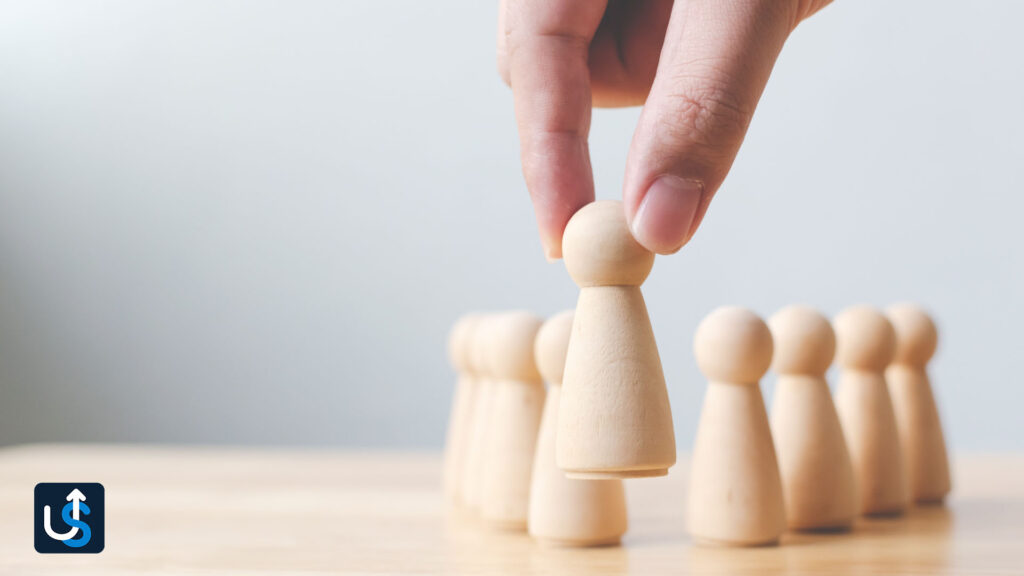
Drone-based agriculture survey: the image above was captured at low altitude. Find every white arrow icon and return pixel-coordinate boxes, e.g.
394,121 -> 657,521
66,489 -> 86,519
43,489 -> 86,541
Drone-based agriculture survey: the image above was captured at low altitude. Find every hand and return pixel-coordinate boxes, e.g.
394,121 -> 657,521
497,0 -> 831,259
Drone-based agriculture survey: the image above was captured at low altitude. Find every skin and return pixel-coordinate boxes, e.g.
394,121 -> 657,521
497,0 -> 833,259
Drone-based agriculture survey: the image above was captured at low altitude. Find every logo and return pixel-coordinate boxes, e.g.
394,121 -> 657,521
34,483 -> 105,554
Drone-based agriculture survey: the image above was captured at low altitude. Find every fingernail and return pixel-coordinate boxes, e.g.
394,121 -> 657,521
630,175 -> 703,254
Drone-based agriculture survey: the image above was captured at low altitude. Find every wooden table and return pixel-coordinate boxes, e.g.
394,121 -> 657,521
0,445 -> 1021,574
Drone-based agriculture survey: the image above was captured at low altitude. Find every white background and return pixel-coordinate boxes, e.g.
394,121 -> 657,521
0,1 -> 1020,450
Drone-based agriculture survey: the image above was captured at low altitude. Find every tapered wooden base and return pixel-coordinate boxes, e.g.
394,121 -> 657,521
793,523 -> 853,534
528,384 -> 627,547
557,286 -> 675,478
535,535 -> 622,548
771,374 -> 857,531
443,374 -> 476,504
483,518 -> 528,532
459,378 -> 495,512
688,382 -> 786,547
888,364 -> 952,504
835,369 -> 908,516
479,378 -> 545,528
564,468 -> 668,480
693,536 -> 780,548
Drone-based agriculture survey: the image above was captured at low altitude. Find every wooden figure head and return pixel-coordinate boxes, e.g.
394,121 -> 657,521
834,306 -> 896,372
887,304 -> 938,367
562,200 -> 654,288
694,306 -> 774,385
469,314 -> 494,379
448,313 -> 480,374
768,305 -> 835,377
487,311 -> 544,383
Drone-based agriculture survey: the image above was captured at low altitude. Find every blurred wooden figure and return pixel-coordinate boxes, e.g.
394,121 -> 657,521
689,306 -> 786,546
834,305 -> 909,516
528,310 -> 627,547
479,311 -> 546,530
769,305 -> 857,531
443,314 -> 480,506
459,314 -> 495,513
886,304 -> 951,504
558,200 -> 676,479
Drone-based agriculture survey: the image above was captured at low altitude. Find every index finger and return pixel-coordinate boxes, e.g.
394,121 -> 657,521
501,0 -> 607,259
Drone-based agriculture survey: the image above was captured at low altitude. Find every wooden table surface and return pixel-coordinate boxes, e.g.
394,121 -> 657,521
0,445 -> 1022,575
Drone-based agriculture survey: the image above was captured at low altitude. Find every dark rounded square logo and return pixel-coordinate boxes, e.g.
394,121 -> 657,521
34,483 -> 105,554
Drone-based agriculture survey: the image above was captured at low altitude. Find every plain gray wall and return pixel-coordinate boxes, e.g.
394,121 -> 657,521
0,1 -> 1021,450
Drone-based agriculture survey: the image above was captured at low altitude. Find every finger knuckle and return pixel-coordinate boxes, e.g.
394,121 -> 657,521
662,81 -> 753,155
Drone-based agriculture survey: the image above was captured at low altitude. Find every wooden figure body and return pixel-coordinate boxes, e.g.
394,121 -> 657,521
886,304 -> 951,504
688,306 -> 785,546
768,306 -> 857,531
557,200 -> 675,479
833,305 -> 908,516
479,311 -> 546,530
528,311 -> 627,547
459,314 -> 494,513
443,314 -> 480,506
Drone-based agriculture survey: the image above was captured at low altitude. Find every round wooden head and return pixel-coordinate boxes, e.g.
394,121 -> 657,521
487,311 -> 544,383
887,303 -> 938,367
694,306 -> 774,384
833,305 -> 896,371
562,200 -> 655,287
768,305 -> 835,376
447,313 -> 480,373
468,313 -> 493,378
533,310 -> 574,386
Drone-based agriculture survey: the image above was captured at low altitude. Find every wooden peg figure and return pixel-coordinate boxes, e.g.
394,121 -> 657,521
459,313 -> 495,513
479,311 -> 546,530
557,200 -> 676,479
886,304 -> 951,504
689,306 -> 786,546
768,306 -> 857,531
833,305 -> 908,516
443,314 -> 480,507
528,310 -> 628,547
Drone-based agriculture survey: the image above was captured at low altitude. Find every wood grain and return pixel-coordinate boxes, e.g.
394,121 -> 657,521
0,444 -> 1022,574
